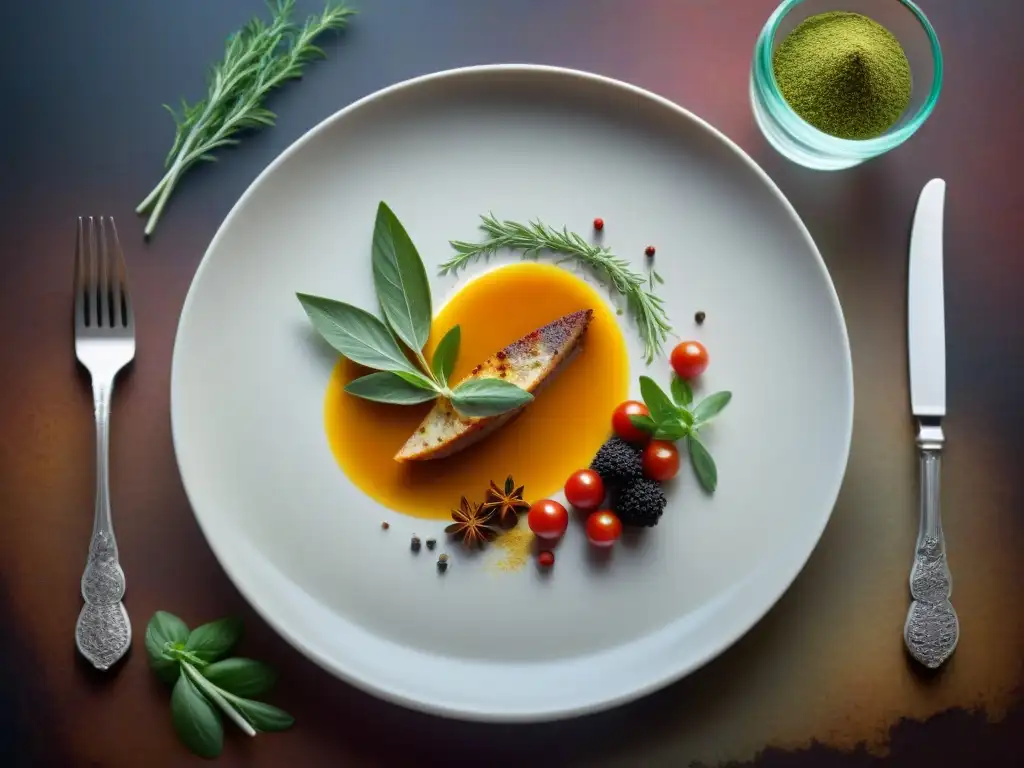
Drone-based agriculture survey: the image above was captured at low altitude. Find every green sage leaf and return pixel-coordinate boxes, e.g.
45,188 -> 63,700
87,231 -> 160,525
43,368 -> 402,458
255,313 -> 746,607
171,671 -> 223,758
185,618 -> 243,663
394,370 -> 439,391
670,375 -> 693,407
449,378 -> 533,418
229,697 -> 295,732
372,201 -> 433,352
688,434 -> 718,492
430,325 -> 461,386
296,293 -> 419,375
345,371 -> 438,404
639,376 -> 675,423
145,611 -> 190,683
628,414 -> 658,434
693,391 -> 732,426
202,658 -> 278,698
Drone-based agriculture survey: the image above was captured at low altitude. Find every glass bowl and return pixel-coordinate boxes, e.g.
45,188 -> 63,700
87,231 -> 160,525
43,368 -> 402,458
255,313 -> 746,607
750,0 -> 943,170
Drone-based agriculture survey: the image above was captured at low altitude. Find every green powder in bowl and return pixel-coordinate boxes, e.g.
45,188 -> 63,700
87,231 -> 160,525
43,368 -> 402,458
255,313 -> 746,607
773,11 -> 912,140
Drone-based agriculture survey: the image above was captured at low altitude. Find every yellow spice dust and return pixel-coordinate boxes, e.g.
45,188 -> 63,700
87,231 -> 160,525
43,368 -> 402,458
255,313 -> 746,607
492,524 -> 535,572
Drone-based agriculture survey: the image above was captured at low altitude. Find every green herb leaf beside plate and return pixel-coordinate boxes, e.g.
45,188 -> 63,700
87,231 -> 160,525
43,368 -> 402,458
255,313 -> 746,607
670,375 -> 693,407
185,617 -> 244,663
171,672 -> 224,759
202,658 -> 278,698
692,391 -> 732,426
688,434 -> 718,492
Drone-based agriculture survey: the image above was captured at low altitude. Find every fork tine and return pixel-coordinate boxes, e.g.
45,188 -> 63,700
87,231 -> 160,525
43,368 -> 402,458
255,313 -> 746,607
74,217 -> 87,327
99,217 -> 113,327
88,216 -> 101,328
104,217 -> 132,329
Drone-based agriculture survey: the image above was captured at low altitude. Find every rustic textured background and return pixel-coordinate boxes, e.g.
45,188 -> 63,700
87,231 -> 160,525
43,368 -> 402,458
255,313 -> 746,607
2,1 -> 1022,765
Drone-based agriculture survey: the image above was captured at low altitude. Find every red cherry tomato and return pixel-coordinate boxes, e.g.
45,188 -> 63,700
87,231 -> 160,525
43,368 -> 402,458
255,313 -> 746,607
528,499 -> 569,540
611,400 -> 651,443
564,469 -> 606,511
538,550 -> 555,568
670,340 -> 709,380
642,440 -> 681,482
586,510 -> 623,548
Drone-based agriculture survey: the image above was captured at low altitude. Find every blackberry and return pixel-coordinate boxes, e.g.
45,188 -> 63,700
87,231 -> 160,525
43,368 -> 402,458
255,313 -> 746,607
589,437 -> 643,486
615,478 -> 667,527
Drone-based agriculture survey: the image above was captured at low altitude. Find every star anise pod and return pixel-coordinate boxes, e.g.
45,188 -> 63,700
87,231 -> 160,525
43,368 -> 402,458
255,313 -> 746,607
482,475 -> 530,528
445,496 -> 498,548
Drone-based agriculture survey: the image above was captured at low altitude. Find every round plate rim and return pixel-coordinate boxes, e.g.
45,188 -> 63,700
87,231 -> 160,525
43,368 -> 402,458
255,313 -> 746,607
169,63 -> 854,721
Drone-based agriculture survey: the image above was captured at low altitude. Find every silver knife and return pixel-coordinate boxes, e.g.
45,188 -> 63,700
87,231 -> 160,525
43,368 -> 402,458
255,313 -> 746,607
903,178 -> 959,668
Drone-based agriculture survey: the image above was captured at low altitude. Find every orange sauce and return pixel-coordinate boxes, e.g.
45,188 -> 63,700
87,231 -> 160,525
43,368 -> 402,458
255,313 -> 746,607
324,262 -> 629,519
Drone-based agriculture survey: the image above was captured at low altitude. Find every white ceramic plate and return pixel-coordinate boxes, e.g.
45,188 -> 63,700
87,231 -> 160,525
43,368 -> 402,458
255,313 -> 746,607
171,65 -> 853,721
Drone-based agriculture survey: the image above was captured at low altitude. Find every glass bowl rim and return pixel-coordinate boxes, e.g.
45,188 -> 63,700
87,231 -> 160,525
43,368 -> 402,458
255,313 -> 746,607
754,0 -> 944,153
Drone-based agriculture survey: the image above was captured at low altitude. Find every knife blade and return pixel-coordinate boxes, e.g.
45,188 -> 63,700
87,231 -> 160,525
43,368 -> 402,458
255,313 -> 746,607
908,178 -> 946,418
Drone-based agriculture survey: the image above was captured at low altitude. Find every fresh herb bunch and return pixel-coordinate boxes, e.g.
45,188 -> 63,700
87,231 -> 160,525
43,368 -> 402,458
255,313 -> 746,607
631,375 -> 731,492
298,203 -> 533,418
136,1 -> 355,236
444,215 -> 672,363
145,611 -> 293,759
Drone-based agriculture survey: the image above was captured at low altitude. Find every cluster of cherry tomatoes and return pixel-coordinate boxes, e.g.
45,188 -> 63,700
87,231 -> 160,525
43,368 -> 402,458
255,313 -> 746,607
525,340 -> 711,566
525,471 -> 622,563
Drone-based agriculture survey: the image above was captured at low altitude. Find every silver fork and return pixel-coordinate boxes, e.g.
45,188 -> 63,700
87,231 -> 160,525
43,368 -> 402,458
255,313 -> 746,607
74,216 -> 135,670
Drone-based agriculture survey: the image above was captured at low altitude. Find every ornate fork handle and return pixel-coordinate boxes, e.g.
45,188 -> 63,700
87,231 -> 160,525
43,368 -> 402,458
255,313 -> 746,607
75,382 -> 131,670
903,423 -> 959,668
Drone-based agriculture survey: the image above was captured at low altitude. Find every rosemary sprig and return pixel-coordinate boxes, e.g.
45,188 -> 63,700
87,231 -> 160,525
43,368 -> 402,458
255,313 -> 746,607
136,0 -> 355,236
444,215 -> 672,363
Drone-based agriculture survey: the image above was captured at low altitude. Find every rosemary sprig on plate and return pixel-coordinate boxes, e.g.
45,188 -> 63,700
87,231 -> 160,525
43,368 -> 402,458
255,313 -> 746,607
136,0 -> 355,236
444,215 -> 672,363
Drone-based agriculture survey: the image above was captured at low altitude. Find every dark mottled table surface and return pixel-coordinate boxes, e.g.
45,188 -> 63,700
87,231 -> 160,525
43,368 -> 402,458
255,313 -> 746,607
2,1 -> 1021,765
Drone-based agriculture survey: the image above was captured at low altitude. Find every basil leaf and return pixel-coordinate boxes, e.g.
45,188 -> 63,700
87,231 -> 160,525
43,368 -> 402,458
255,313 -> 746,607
688,434 -> 718,492
345,372 -> 439,405
185,618 -> 243,663
430,325 -> 461,386
628,414 -> 657,434
202,658 -> 278,698
171,672 -> 223,758
372,201 -> 433,352
449,378 -> 534,418
145,612 -> 190,683
229,697 -> 295,732
639,376 -> 675,423
670,375 -> 693,407
693,391 -> 732,426
653,422 -> 689,441
296,293 -> 419,375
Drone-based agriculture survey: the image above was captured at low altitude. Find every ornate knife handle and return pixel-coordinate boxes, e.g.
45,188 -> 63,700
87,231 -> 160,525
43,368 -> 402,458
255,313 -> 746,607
903,422 -> 959,668
75,382 -> 131,670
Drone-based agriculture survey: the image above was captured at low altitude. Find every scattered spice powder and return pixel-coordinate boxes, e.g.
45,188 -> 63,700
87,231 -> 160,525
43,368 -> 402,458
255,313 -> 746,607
493,524 -> 535,572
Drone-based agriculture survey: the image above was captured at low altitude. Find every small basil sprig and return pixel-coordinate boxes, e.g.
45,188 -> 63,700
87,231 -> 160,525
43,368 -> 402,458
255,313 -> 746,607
145,612 -> 293,759
298,202 -> 533,418
631,375 -> 731,492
